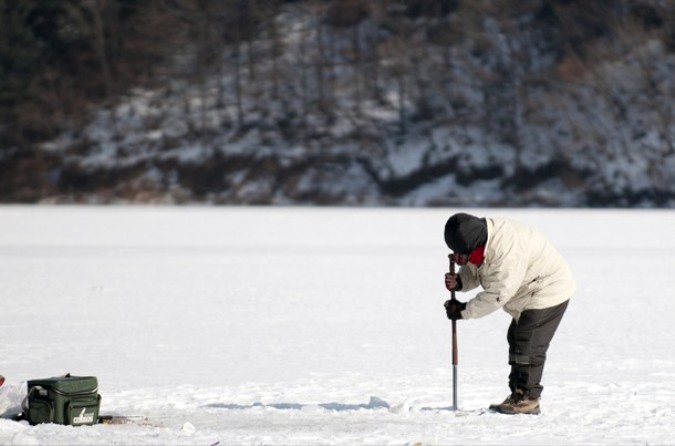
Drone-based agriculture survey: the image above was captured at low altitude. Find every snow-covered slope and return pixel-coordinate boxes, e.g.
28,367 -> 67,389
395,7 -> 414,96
36,4 -> 675,207
1,206 -> 673,444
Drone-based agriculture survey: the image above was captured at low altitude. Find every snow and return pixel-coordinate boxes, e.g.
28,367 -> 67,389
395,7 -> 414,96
1,206 -> 674,445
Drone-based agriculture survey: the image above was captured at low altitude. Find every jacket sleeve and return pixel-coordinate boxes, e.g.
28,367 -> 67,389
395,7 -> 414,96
457,264 -> 479,291
462,244 -> 528,320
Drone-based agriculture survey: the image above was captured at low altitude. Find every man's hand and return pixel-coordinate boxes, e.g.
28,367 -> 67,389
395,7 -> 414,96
444,299 -> 466,320
445,273 -> 462,291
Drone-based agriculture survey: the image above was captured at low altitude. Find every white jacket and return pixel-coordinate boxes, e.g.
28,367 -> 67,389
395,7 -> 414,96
459,217 -> 576,321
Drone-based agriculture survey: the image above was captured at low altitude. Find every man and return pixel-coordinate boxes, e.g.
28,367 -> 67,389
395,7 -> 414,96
443,213 -> 575,415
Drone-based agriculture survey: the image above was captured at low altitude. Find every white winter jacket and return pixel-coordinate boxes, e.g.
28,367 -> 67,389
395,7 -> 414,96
459,217 -> 575,321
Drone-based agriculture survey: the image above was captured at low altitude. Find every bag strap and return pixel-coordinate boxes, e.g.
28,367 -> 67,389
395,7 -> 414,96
22,385 -> 46,412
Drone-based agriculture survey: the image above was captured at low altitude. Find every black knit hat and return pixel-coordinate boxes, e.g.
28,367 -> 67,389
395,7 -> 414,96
444,213 -> 488,254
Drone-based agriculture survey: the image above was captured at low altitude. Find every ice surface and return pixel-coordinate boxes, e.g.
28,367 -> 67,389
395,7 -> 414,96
0,206 -> 673,445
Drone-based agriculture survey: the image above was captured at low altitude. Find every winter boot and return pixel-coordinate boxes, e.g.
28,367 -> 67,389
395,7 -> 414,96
491,389 -> 541,415
488,392 -> 518,412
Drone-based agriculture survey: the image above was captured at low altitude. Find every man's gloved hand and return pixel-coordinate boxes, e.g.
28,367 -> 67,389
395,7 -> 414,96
445,273 -> 463,291
444,299 -> 466,320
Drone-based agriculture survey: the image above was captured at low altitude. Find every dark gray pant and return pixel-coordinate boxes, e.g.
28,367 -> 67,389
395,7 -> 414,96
507,299 -> 569,399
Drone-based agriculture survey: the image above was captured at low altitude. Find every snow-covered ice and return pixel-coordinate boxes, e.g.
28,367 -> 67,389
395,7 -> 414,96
0,206 -> 674,445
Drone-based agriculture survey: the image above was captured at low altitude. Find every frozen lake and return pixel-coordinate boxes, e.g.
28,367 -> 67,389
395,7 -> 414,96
0,206 -> 674,445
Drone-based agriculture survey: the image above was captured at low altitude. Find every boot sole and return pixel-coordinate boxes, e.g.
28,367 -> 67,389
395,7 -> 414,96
493,404 -> 541,415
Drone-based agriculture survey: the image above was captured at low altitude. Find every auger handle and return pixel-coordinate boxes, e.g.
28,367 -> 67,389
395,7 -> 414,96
448,253 -> 459,410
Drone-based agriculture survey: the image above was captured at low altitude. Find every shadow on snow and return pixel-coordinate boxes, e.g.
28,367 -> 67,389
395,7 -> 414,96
202,396 -> 392,412
202,396 -> 465,414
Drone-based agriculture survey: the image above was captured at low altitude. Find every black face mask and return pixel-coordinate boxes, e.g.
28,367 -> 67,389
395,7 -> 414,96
451,253 -> 469,266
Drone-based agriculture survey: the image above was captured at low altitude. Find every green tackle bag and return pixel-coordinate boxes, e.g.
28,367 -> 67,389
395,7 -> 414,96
25,375 -> 101,426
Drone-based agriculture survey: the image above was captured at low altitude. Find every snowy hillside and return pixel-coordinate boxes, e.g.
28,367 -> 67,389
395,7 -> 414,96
1,206 -> 674,444
25,3 -> 675,207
